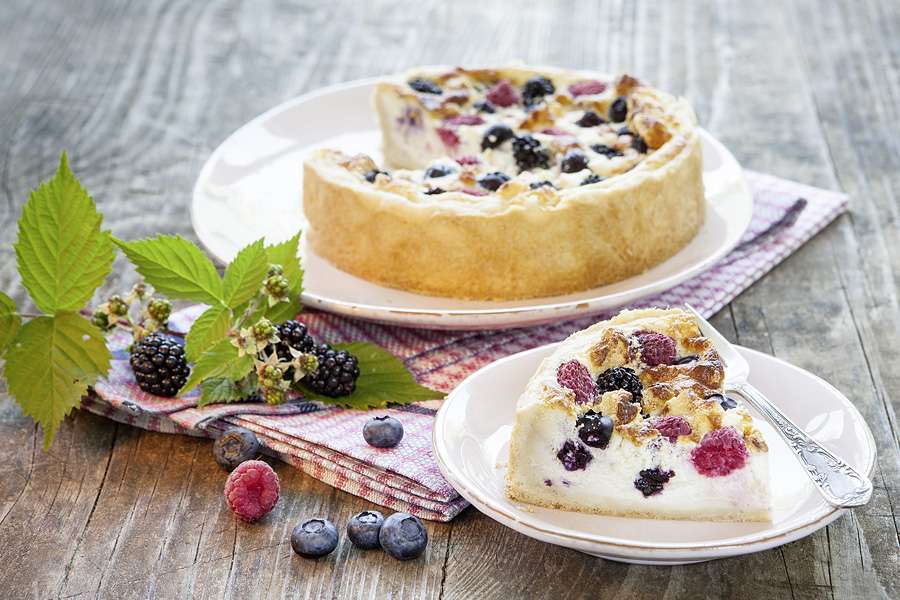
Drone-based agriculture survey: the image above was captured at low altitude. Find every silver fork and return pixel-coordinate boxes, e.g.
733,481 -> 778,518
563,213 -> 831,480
685,304 -> 872,508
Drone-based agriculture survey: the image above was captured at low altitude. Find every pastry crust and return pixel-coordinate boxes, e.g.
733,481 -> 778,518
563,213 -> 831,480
303,67 -> 705,300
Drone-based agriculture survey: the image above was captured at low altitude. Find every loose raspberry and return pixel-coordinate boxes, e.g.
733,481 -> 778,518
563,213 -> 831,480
634,330 -> 676,366
690,427 -> 748,477
455,155 -> 481,166
486,80 -> 520,107
224,460 -> 280,522
652,416 -> 692,442
444,114 -> 484,126
569,80 -> 607,96
556,360 -> 597,404
436,127 -> 460,149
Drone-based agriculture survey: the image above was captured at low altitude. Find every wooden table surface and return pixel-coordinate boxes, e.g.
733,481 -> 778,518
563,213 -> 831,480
1,1 -> 898,598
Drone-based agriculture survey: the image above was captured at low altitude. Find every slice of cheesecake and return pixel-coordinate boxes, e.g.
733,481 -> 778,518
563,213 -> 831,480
505,308 -> 771,522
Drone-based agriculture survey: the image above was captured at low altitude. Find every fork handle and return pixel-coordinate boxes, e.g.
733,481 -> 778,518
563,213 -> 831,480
729,382 -> 872,508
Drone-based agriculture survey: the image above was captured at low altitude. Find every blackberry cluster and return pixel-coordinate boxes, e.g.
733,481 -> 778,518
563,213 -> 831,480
305,343 -> 361,397
129,333 -> 190,397
634,467 -> 675,497
595,366 -> 643,402
274,320 -> 316,360
512,135 -> 551,171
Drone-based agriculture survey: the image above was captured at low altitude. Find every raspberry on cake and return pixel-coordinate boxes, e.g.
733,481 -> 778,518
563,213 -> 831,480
302,65 -> 705,300
505,308 -> 771,522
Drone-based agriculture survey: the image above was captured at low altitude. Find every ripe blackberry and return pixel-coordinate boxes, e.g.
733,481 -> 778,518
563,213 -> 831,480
273,320 -> 316,361
304,343 -> 360,397
129,333 -> 190,397
512,135 -> 551,171
595,366 -> 643,402
634,467 -> 675,497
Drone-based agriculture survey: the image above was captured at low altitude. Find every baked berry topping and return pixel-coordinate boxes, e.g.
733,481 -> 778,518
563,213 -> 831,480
633,330 -> 676,366
541,127 -> 570,136
691,427 -> 749,477
556,359 -> 597,404
436,127 -> 460,149
478,171 -> 511,191
474,100 -> 496,113
575,110 -> 605,127
424,165 -> 454,178
591,144 -> 623,158
581,174 -> 604,185
617,126 -> 632,136
481,124 -> 514,150
444,114 -> 484,126
557,440 -> 593,471
522,76 -> 555,107
543,479 -> 553,486
408,78 -> 442,94
560,149 -> 589,173
424,187 -> 445,195
486,79 -> 520,107
512,135 -> 551,171
529,180 -> 555,190
365,169 -> 389,183
569,80 -> 607,96
631,135 -> 648,153
634,467 -> 675,497
596,367 -> 643,402
707,392 -> 738,410
673,355 -> 699,365
608,96 -> 628,122
455,155 -> 480,165
576,410 -> 615,448
462,188 -> 488,196
651,416 -> 692,442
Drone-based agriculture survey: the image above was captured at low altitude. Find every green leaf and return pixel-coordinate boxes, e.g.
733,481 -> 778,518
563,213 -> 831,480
263,233 -> 304,322
178,338 -> 253,396
222,239 -> 268,308
0,292 -> 21,357
296,341 -> 443,410
198,374 -> 258,408
114,235 -> 223,305
4,313 -> 112,448
14,152 -> 115,313
184,305 -> 232,362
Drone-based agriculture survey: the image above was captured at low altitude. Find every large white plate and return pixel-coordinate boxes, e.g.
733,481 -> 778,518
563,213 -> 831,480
432,344 -> 876,564
192,77 -> 753,330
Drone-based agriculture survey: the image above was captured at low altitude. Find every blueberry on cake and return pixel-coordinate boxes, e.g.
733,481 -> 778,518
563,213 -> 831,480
505,308 -> 771,522
303,66 -> 704,300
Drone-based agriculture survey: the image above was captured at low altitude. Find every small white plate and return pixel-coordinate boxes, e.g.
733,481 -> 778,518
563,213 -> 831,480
192,77 -> 753,330
432,344 -> 876,564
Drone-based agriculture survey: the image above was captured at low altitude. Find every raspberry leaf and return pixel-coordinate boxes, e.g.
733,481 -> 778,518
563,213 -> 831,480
14,153 -> 115,313
4,313 -> 112,449
198,374 -> 258,407
263,233 -> 303,322
114,235 -> 224,305
178,338 -> 253,397
184,305 -> 233,362
222,239 -> 268,308
0,292 -> 21,357
296,341 -> 443,410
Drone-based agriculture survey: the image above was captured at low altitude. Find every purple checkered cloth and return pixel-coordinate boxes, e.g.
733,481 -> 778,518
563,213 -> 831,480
81,170 -> 847,521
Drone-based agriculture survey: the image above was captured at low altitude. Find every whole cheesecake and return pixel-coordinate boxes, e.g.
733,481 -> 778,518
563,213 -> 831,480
303,66 -> 705,300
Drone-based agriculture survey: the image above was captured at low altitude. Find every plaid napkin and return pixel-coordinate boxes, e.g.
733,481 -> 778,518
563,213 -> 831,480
81,170 -> 848,521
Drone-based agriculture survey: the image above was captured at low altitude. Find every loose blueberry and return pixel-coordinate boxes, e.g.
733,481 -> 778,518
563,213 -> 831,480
591,144 -> 623,158
213,427 -> 261,471
478,171 -> 511,192
363,415 -> 404,448
346,510 -> 385,549
575,110 -> 605,127
560,149 -> 589,173
581,174 -> 604,185
576,411 -> 614,448
481,124 -> 514,150
365,169 -> 388,183
408,78 -> 442,95
521,76 -> 555,107
424,165 -> 454,178
291,518 -> 339,558
379,512 -> 428,560
608,96 -> 628,122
